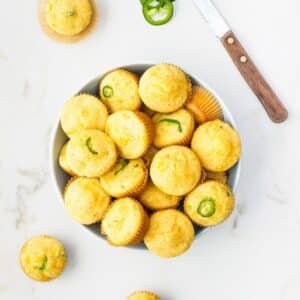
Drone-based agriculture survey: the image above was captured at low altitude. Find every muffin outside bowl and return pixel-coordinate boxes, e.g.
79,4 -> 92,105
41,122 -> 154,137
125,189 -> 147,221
20,235 -> 66,281
38,0 -> 97,43
127,291 -> 160,300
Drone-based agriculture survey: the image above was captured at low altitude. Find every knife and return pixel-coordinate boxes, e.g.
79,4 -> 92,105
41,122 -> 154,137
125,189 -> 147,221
193,0 -> 288,123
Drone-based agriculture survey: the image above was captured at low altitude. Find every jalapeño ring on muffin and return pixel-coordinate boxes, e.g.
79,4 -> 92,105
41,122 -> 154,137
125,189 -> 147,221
139,64 -> 192,113
150,145 -> 201,196
185,86 -> 223,123
105,110 -> 154,159
191,119 -> 241,172
127,291 -> 160,300
100,158 -> 148,198
58,141 -> 76,176
38,0 -> 97,43
99,69 -> 141,113
66,129 -> 117,177
64,177 -> 111,225
60,94 -> 108,137
138,180 -> 181,210
144,209 -> 194,258
152,108 -> 195,148
184,180 -> 234,227
20,235 -> 66,281
101,197 -> 149,246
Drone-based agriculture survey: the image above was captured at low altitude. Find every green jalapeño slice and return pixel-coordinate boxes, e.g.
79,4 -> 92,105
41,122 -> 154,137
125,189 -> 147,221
197,197 -> 216,218
142,0 -> 174,26
158,118 -> 182,132
102,85 -> 114,98
86,137 -> 98,155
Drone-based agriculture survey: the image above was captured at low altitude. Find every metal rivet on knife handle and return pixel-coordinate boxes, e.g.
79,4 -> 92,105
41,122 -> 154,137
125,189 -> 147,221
240,55 -> 248,63
227,37 -> 235,45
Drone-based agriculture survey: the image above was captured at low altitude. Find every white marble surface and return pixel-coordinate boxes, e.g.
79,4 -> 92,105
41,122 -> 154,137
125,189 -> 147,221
1,0 -> 300,299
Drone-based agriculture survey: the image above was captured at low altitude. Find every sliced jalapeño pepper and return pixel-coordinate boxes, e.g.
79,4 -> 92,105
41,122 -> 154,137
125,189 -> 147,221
102,85 -> 113,98
197,197 -> 216,218
142,0 -> 174,26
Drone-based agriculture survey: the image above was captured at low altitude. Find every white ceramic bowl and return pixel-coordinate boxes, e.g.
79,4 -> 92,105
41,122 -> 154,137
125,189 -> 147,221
50,64 -> 241,247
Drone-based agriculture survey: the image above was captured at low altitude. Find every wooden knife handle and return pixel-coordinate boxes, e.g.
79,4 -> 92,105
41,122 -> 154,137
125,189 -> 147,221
221,31 -> 288,123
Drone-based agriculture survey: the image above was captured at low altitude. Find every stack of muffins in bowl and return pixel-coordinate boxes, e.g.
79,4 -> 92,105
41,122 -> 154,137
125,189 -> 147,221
51,63 -> 242,258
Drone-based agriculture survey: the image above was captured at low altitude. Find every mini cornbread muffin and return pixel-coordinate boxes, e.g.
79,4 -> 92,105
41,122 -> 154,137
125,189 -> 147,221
58,141 -> 76,176
101,198 -> 149,246
60,94 -> 108,137
184,180 -> 234,227
20,236 -> 66,281
144,209 -> 194,258
205,170 -> 228,184
191,120 -> 241,172
64,177 -> 111,225
38,0 -> 96,43
139,180 -> 181,210
152,108 -> 195,148
127,291 -> 160,300
99,69 -> 141,112
185,86 -> 223,123
142,146 -> 158,168
105,110 -> 154,159
150,146 -> 201,196
139,64 -> 192,113
66,129 -> 117,177
100,158 -> 148,198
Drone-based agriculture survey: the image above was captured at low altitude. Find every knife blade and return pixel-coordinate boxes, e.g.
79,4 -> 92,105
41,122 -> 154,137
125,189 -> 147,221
193,0 -> 288,123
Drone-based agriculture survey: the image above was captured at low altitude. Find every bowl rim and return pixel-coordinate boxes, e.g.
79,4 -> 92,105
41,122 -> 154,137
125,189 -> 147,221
49,63 -> 242,246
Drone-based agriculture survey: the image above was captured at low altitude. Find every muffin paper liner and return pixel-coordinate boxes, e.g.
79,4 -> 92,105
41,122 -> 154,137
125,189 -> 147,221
185,86 -> 223,123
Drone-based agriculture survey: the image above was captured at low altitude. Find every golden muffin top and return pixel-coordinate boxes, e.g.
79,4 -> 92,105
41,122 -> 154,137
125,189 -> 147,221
100,69 -> 141,112
127,291 -> 160,300
139,180 -> 181,210
60,94 -> 108,137
105,110 -> 153,159
150,145 -> 202,196
191,119 -> 241,172
152,108 -> 195,148
101,197 -> 147,246
20,236 -> 66,281
46,0 -> 93,36
184,180 -> 234,227
144,209 -> 194,258
64,177 -> 111,225
100,158 -> 148,198
66,129 -> 117,177
139,64 -> 192,113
